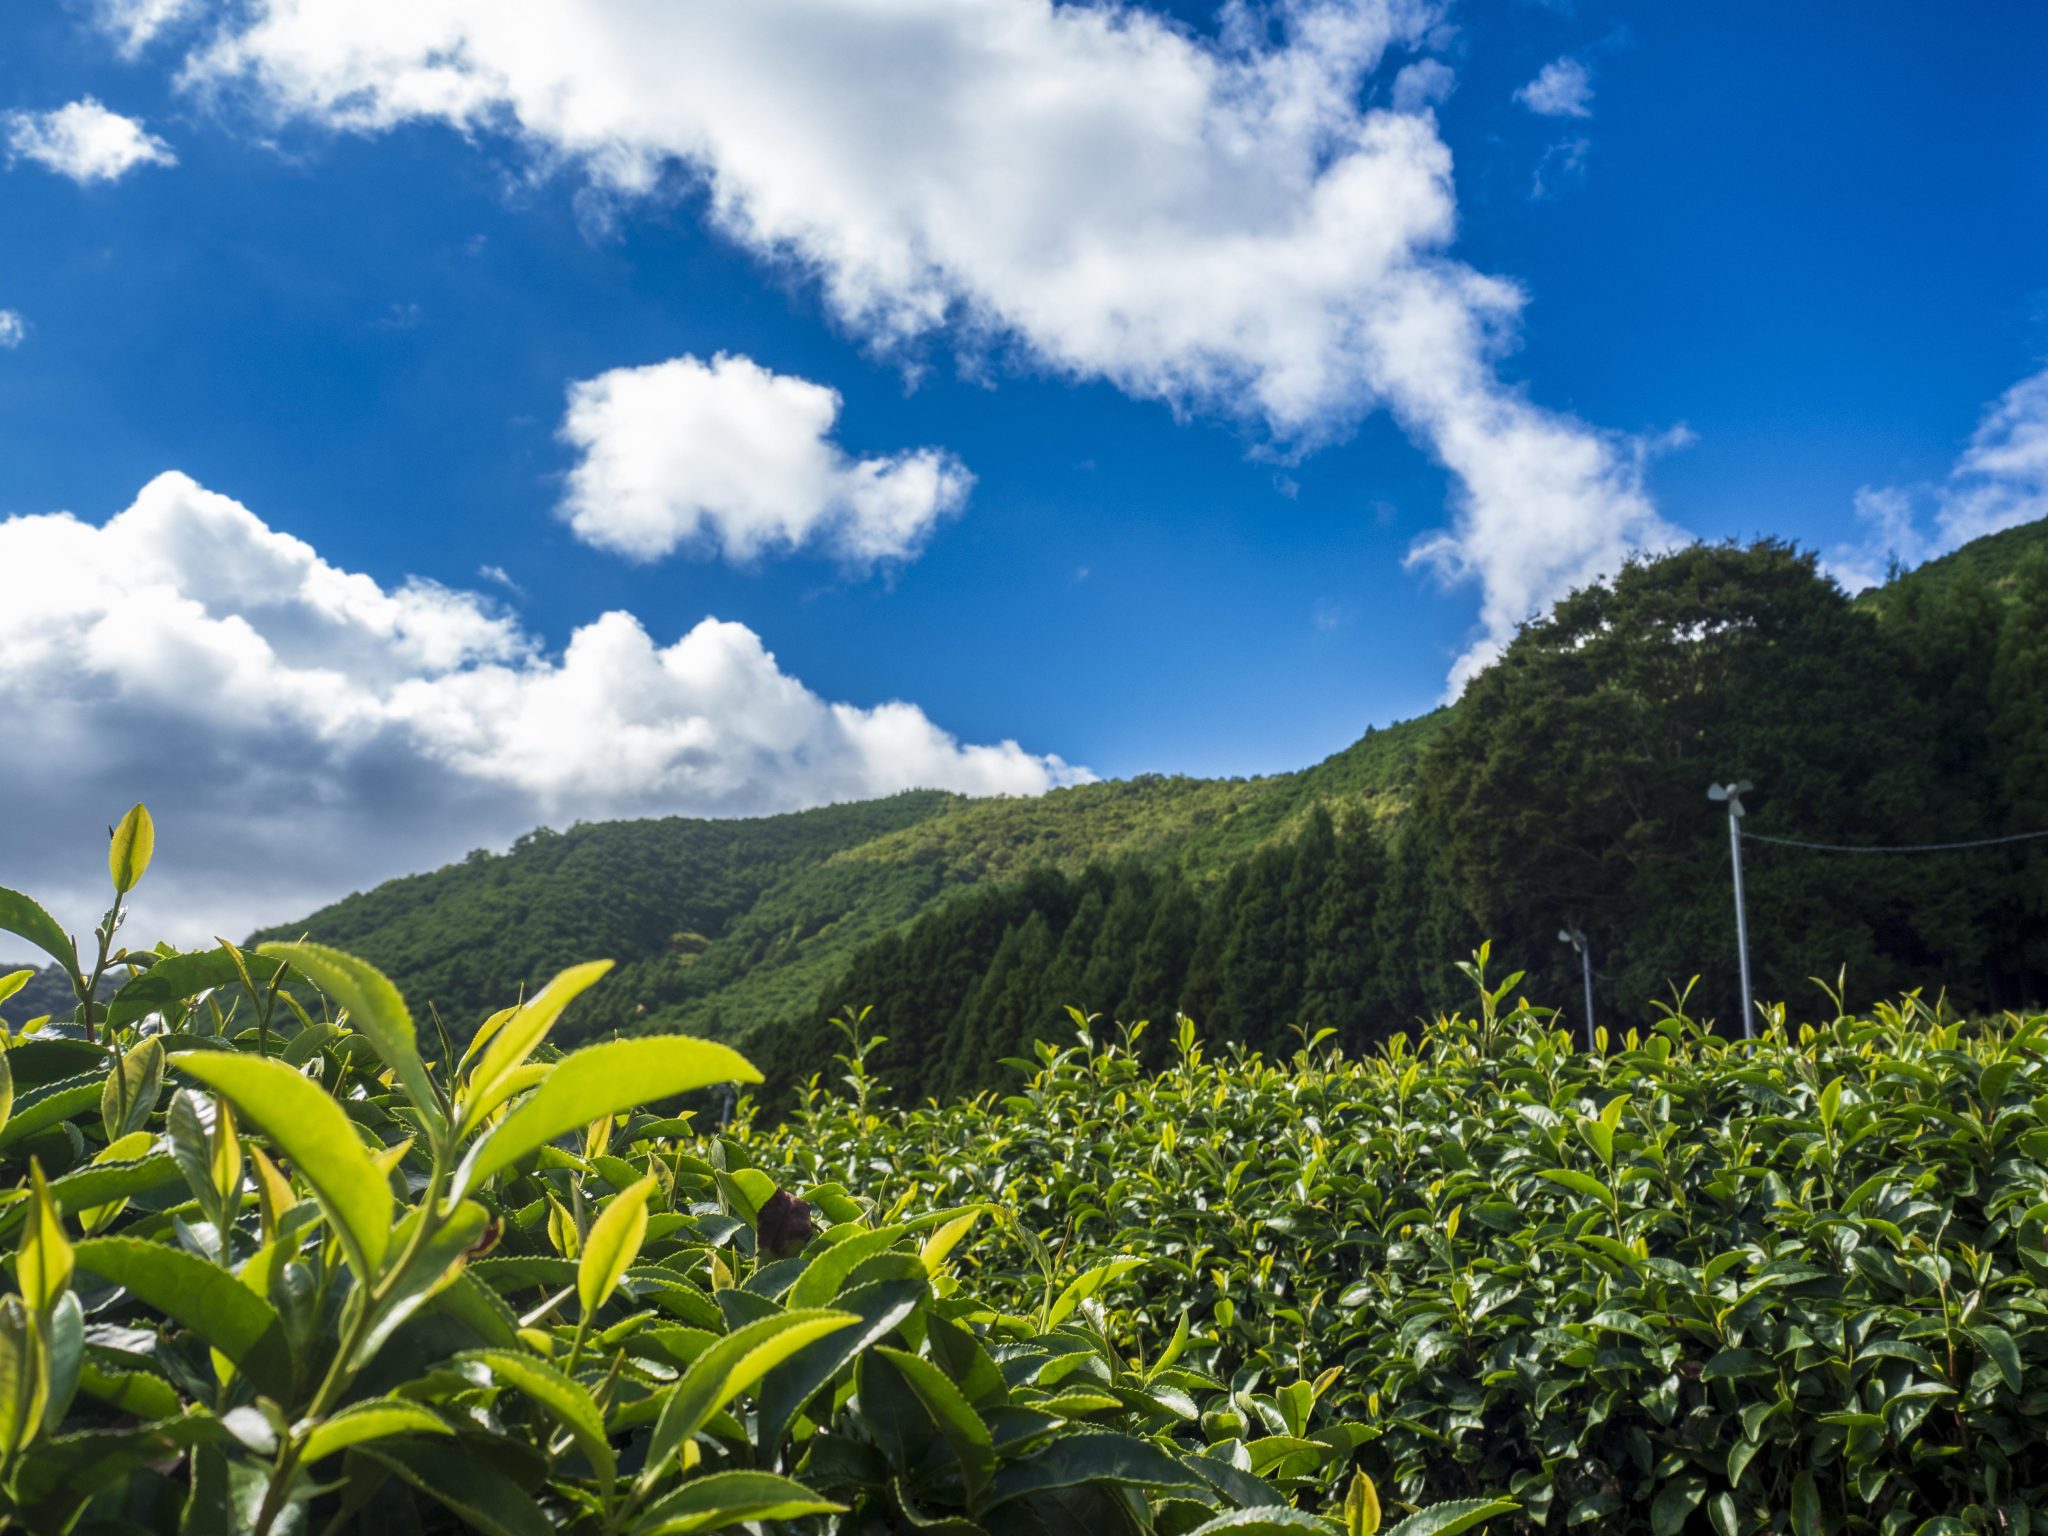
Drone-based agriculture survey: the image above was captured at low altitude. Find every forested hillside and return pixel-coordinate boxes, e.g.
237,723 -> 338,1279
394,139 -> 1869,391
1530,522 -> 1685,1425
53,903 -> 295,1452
30,523 -> 2009,1105
230,689 -> 1442,1046
750,532 -> 2048,1098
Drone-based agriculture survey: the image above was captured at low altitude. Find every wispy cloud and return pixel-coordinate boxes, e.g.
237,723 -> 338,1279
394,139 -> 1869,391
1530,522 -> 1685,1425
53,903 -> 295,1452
93,0 -> 197,58
0,310 -> 24,349
1829,365 -> 2048,591
1531,136 -> 1591,198
1516,56 -> 1594,118
1392,58 -> 1456,114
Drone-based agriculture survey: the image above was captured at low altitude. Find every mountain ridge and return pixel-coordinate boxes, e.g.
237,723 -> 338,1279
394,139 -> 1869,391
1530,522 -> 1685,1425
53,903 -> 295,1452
241,704 -> 1446,1044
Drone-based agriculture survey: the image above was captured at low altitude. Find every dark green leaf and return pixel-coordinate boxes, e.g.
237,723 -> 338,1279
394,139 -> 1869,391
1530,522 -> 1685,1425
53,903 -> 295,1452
72,1237 -> 294,1400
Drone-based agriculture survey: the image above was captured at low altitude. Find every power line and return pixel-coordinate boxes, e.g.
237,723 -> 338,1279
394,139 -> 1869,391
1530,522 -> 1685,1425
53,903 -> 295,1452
1741,827 -> 2048,855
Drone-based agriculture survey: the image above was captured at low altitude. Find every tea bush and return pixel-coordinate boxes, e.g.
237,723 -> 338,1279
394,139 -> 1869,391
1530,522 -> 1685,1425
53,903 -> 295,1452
0,811 -> 1501,1536
751,957 -> 2048,1534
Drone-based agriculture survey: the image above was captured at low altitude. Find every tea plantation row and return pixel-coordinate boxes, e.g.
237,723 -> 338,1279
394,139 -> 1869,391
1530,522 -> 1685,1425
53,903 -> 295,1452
3,810 -> 2044,1534
745,955 -> 2048,1535
0,813 -> 1493,1536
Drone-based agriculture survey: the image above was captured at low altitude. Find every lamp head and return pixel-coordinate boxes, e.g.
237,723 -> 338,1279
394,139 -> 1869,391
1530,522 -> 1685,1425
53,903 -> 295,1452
1707,781 -> 1749,816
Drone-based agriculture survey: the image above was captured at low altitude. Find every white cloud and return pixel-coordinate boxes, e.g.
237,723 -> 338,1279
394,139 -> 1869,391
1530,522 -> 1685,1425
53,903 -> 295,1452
1391,58 -> 1456,115
0,311 -> 24,349
1515,56 -> 1593,118
184,0 -> 1685,687
1941,366 -> 2048,543
4,98 -> 176,183
1531,136 -> 1590,199
560,353 -> 972,564
1829,365 -> 2048,592
0,473 -> 1084,950
95,0 -> 198,57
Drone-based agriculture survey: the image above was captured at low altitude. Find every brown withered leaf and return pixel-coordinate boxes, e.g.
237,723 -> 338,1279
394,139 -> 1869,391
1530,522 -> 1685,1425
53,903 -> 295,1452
756,1189 -> 816,1262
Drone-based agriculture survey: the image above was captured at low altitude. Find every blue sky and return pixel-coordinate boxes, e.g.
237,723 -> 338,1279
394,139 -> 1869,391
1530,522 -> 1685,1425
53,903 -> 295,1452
2,0 -> 2045,942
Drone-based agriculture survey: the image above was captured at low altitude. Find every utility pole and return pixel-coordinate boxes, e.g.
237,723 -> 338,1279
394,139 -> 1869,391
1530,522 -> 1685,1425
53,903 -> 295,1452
1558,926 -> 1595,1051
1707,781 -> 1755,1040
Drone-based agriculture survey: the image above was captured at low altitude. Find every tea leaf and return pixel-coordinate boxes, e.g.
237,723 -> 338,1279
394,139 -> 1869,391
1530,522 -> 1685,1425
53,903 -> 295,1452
99,1037 -> 164,1141
72,1238 -> 293,1399
0,1297 -> 44,1458
107,805 -> 154,896
456,1035 -> 760,1196
631,1470 -> 844,1534
578,1172 -> 657,1318
874,1345 -> 996,1504
982,1431 -> 1207,1511
299,1399 -> 452,1463
255,942 -> 442,1134
17,1162 -> 72,1315
1345,1469 -> 1383,1536
171,1050 -> 392,1278
643,1310 -> 857,1486
362,1438 -> 554,1536
0,887 -> 77,984
457,1348 -> 615,1489
464,960 -> 614,1128
1383,1500 -> 1520,1536
105,946 -> 289,1032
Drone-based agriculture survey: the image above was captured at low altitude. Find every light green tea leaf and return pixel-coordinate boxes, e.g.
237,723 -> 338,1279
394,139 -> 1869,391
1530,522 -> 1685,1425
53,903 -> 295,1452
254,942 -> 441,1132
456,1035 -> 760,1196
170,1050 -> 391,1278
108,805 -> 155,896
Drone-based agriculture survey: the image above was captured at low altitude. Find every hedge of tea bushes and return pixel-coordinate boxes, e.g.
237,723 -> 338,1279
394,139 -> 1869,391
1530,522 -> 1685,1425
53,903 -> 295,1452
754,958 -> 2048,1535
0,810 -> 1491,1536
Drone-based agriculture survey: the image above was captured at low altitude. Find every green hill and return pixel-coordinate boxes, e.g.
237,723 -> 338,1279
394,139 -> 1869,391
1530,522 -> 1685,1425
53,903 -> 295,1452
242,525 -> 2043,1098
1859,513 -> 2048,610
249,706 -> 1446,1046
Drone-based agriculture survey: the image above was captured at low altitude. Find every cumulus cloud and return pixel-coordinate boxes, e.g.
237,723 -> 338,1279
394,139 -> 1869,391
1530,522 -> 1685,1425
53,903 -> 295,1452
1830,365 -> 2048,592
560,353 -> 972,564
0,311 -> 24,349
4,98 -> 177,183
1515,57 -> 1594,118
0,473 -> 1084,949
182,0 -> 1684,686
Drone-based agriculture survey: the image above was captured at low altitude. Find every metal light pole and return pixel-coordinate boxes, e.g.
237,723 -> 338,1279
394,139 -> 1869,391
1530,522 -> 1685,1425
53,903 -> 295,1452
1707,781 -> 1755,1040
1558,927 -> 1595,1051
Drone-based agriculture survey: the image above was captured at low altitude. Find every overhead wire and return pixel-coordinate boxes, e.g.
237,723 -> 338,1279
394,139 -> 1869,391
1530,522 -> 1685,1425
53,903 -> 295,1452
1740,827 -> 2048,854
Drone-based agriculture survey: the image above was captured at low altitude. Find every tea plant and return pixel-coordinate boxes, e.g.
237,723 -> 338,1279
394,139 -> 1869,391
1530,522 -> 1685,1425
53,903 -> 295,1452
0,810 -> 1499,1536
756,956 -> 2048,1533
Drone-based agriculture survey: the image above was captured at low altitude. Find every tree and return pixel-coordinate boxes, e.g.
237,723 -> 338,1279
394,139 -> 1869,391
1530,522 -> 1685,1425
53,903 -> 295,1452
1298,815 -> 1389,1044
1990,550 -> 2048,995
1411,541 -> 1951,1025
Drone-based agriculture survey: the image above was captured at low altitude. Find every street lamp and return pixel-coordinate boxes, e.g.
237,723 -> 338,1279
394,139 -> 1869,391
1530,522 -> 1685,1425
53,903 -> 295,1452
1707,781 -> 1755,1040
1557,926 -> 1594,1051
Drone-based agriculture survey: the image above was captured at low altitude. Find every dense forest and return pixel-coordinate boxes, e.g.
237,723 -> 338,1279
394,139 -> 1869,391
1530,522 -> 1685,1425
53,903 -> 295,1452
752,531 -> 2048,1098
9,524 -> 2040,1106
